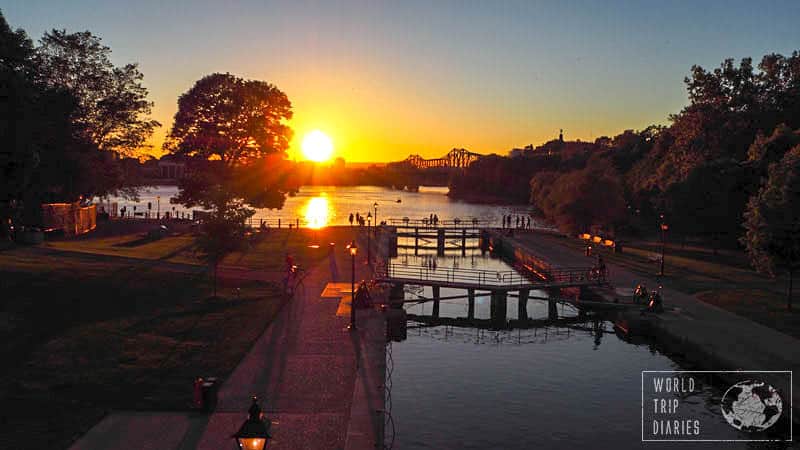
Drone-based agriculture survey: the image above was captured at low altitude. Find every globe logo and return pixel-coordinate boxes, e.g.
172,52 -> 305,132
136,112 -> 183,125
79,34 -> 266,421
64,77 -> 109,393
720,380 -> 782,432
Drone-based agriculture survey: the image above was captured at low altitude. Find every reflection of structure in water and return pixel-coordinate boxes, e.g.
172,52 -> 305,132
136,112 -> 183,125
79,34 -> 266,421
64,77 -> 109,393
405,319 -> 612,347
394,287 -> 585,331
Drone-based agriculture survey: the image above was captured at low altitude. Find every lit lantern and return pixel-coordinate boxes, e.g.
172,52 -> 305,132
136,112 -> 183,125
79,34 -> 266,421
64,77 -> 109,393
233,397 -> 271,450
346,240 -> 358,330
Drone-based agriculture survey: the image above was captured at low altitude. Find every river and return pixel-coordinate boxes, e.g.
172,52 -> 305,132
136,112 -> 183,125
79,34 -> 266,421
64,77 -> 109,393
99,185 -> 548,229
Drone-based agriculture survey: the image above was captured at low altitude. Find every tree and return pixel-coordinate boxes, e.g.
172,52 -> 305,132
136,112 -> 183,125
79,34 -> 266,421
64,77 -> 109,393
2,12 -> 158,235
36,29 -> 160,157
741,146 -> 800,310
746,124 -> 800,166
165,73 -> 294,287
663,158 -> 758,247
165,73 -> 293,214
195,208 -> 250,298
532,156 -> 626,235
0,12 -> 87,231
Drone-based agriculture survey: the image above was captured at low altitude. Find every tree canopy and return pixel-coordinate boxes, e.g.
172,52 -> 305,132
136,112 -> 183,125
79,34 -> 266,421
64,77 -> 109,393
166,73 -> 292,165
165,73 -> 294,214
1,11 -> 158,235
36,29 -> 160,156
742,146 -> 800,308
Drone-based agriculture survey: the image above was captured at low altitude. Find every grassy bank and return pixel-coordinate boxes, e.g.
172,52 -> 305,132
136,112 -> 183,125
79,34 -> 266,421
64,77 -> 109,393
0,223 -> 335,449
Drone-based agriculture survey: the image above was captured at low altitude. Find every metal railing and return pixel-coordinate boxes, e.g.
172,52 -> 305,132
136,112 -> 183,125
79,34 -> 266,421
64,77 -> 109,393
376,263 -> 603,289
386,217 -> 491,228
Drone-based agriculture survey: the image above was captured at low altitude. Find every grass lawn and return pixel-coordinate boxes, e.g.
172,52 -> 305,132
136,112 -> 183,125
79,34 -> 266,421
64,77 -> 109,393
0,225 -> 335,449
553,235 -> 799,338
43,220 -> 203,265
223,227 -> 340,273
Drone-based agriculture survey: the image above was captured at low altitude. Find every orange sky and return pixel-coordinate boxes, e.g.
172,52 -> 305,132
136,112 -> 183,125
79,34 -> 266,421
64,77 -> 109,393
144,60 -> 676,163
14,2 -> 793,163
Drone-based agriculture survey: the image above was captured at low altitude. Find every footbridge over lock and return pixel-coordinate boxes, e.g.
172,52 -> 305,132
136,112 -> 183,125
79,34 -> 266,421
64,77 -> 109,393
376,261 -> 608,329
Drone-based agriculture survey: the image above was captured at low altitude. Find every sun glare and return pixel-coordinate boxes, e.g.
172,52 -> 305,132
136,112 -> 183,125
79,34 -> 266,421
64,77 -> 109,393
301,130 -> 334,162
304,196 -> 331,229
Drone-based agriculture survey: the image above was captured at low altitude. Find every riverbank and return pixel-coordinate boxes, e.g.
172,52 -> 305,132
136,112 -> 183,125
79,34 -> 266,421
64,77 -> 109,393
1,225 -> 387,449
446,190 -> 528,205
488,230 -> 800,426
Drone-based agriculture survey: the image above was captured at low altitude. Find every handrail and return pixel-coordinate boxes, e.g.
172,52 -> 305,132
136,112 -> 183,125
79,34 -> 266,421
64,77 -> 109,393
386,217 -> 490,228
377,263 -> 603,289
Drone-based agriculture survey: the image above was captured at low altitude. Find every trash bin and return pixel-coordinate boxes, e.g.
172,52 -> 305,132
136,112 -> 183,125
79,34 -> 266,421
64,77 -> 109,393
201,377 -> 218,412
193,376 -> 218,412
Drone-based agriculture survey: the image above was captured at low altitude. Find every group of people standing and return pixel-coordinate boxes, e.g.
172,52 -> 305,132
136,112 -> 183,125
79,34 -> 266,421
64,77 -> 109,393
349,212 -> 367,226
423,214 -> 439,227
502,214 -> 531,229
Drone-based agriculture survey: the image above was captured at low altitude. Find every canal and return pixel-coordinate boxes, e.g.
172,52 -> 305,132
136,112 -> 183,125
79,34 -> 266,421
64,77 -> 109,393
386,248 -> 783,449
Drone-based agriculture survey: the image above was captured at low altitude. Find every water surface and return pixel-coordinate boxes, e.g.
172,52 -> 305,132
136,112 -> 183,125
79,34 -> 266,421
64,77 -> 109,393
386,251 -> 772,449
100,185 -> 543,228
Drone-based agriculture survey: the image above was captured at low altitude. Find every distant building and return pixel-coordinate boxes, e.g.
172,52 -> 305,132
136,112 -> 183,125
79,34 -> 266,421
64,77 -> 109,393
507,129 -> 601,159
157,155 -> 186,179
509,144 -> 534,158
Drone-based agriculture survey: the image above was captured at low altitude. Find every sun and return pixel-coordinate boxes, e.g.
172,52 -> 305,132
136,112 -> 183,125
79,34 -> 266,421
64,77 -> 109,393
301,130 -> 334,162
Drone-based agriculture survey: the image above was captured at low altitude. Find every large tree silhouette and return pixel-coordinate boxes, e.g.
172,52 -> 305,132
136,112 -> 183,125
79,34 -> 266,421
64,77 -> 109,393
36,29 -> 160,156
165,73 -> 294,216
165,74 -> 293,286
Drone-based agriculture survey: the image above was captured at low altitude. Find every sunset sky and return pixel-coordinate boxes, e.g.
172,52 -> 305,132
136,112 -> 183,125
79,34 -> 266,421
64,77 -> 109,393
6,1 -> 800,162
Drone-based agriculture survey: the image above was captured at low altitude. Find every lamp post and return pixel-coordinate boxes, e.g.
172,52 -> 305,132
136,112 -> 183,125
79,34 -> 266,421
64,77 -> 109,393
373,202 -> 378,228
367,212 -> 372,264
233,397 -> 271,450
659,215 -> 668,277
157,195 -> 161,220
347,240 -> 358,331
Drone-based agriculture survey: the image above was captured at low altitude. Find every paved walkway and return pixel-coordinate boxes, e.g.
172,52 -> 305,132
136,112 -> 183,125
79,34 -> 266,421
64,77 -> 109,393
70,232 -> 385,450
509,232 -> 800,415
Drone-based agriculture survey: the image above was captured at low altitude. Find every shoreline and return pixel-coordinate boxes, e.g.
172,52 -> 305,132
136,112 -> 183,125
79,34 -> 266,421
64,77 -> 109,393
447,190 -> 529,205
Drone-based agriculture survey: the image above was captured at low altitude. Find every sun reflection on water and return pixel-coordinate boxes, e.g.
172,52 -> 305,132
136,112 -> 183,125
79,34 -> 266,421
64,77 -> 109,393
304,196 -> 331,229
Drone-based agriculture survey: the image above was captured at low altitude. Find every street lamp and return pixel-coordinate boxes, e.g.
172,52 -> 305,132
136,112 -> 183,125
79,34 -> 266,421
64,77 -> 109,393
373,202 -> 378,228
347,240 -> 358,331
233,397 -> 271,450
659,215 -> 668,277
367,212 -> 372,264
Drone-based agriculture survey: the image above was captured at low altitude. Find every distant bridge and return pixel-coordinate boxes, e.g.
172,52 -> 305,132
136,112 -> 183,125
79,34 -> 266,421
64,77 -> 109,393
404,148 -> 482,169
